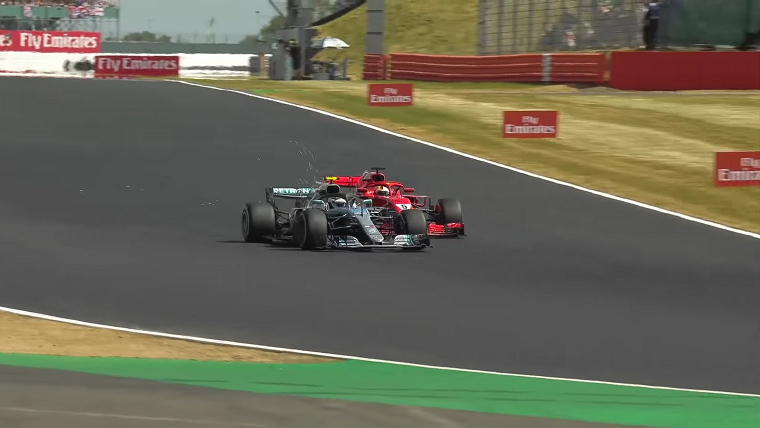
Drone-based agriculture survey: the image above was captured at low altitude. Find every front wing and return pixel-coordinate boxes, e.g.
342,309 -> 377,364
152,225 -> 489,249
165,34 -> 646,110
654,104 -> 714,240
427,222 -> 465,237
325,234 -> 431,250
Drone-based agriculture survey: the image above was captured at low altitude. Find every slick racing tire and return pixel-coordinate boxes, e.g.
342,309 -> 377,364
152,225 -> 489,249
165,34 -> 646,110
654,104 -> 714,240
299,209 -> 328,250
400,209 -> 428,235
242,202 -> 276,243
436,198 -> 463,225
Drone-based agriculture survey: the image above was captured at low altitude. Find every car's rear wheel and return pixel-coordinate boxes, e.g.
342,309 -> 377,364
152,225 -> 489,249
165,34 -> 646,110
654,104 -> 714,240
299,209 -> 328,250
436,198 -> 463,225
242,202 -> 276,243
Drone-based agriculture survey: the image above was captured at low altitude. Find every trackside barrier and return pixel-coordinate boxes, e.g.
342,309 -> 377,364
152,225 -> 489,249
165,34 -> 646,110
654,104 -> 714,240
373,51 -> 759,90
545,53 -> 605,84
389,53 -> 544,82
609,51 -> 760,90
362,54 -> 387,80
381,53 -> 605,83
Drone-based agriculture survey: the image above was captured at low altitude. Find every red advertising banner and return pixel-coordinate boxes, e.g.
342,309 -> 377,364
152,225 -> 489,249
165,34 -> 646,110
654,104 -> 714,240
367,83 -> 413,106
503,111 -> 559,138
714,151 -> 760,188
0,31 -> 100,53
93,55 -> 180,79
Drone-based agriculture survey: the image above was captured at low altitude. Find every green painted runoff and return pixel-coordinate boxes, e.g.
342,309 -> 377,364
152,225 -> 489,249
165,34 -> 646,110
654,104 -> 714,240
0,354 -> 756,428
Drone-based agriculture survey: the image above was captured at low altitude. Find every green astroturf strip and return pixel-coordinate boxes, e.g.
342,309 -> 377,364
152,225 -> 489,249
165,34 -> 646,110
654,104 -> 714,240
0,354 -> 757,428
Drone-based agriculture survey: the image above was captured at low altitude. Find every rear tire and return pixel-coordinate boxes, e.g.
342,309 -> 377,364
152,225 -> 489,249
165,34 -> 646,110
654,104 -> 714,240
299,209 -> 328,250
436,198 -> 463,225
242,202 -> 276,243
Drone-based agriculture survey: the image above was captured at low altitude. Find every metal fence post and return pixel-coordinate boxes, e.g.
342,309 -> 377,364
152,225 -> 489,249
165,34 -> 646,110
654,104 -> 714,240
527,0 -> 534,53
745,0 -> 752,40
576,0 -> 583,50
542,53 -> 552,82
512,0 -> 519,54
497,0 -> 505,55
477,0 -> 485,55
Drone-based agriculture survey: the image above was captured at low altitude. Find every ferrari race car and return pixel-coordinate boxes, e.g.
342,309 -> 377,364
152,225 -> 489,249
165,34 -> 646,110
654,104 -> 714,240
240,179 -> 431,251
320,167 -> 465,237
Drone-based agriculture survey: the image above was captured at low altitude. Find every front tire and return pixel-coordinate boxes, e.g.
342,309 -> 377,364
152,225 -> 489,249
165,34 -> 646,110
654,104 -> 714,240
242,202 -> 276,243
399,209 -> 429,250
400,209 -> 428,235
436,198 -> 463,225
299,209 -> 328,250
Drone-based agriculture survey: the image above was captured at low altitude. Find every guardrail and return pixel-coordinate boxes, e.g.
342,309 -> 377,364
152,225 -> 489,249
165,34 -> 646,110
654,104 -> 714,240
384,52 -> 604,84
362,54 -> 387,80
364,51 -> 760,90
389,53 -> 545,82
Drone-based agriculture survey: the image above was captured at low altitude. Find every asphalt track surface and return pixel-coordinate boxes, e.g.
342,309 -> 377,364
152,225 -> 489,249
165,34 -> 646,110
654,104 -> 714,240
0,77 -> 758,394
0,365 -> 638,428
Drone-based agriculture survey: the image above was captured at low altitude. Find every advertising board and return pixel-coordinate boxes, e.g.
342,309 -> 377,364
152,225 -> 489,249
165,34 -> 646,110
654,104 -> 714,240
714,151 -> 760,187
503,111 -> 559,138
0,31 -> 100,53
93,55 -> 180,79
367,83 -> 413,107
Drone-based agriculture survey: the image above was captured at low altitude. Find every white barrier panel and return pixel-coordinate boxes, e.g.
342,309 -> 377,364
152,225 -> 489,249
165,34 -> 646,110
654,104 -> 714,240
0,52 -> 270,78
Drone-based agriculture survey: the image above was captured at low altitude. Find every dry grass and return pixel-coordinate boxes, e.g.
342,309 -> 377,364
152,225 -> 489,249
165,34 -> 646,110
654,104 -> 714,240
0,311 -> 335,363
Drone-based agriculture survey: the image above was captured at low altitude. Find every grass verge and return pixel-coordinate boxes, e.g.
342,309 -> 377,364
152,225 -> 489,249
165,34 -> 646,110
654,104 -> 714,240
181,78 -> 760,234
0,311 -> 334,363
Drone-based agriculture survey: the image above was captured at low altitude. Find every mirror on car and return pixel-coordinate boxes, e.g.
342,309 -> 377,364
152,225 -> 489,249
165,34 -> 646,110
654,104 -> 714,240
362,199 -> 372,207
311,200 -> 325,208
403,187 -> 415,193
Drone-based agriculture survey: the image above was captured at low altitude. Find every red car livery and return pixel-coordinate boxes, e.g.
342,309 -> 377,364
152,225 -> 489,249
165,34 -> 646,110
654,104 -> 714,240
322,167 -> 465,237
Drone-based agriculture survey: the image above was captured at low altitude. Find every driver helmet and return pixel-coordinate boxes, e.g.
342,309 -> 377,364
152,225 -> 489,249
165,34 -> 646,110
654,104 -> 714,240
374,186 -> 390,196
329,197 -> 347,208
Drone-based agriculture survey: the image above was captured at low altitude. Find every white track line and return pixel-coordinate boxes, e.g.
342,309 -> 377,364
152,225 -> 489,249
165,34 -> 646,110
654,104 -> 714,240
4,79 -> 759,399
1,306 -> 759,398
170,79 -> 760,240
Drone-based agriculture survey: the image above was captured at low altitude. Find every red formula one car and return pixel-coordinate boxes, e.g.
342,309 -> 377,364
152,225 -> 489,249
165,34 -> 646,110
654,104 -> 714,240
322,167 -> 465,237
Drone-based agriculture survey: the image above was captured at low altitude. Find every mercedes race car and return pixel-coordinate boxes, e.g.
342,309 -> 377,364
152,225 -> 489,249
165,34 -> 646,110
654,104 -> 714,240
240,179 -> 431,251
319,167 -> 465,237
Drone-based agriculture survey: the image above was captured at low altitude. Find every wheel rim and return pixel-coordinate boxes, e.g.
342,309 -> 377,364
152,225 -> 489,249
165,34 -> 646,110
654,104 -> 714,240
242,210 -> 249,237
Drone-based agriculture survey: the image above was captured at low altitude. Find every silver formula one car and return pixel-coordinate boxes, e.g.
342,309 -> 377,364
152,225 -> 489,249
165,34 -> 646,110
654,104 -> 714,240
241,179 -> 431,251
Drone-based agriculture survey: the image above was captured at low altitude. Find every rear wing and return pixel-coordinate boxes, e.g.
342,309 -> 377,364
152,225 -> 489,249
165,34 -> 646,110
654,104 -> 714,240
321,176 -> 362,187
265,187 -> 314,199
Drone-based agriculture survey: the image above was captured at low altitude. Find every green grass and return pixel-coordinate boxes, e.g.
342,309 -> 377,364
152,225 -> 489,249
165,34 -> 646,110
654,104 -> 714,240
180,78 -> 760,234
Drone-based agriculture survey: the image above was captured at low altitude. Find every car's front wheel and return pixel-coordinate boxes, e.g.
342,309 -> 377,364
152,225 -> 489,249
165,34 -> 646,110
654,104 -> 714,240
299,209 -> 328,250
400,209 -> 428,235
436,198 -> 463,225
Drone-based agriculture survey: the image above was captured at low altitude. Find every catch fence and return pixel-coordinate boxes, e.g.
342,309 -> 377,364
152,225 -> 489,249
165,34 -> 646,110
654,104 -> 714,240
478,0 -> 760,55
478,0 -> 644,55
